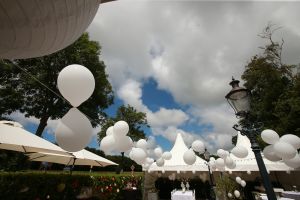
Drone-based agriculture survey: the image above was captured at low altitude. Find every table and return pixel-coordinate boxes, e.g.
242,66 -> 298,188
171,190 -> 195,200
282,191 -> 300,200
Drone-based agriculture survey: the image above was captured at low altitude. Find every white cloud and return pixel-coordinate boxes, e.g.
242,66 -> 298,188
87,1 -> 300,152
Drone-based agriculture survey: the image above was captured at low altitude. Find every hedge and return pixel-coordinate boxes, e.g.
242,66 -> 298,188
0,172 -> 143,200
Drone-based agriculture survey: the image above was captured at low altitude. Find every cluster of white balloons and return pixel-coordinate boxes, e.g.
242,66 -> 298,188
261,129 -> 300,168
228,190 -> 241,198
55,64 -> 95,152
236,176 -> 246,187
130,140 -> 172,170
183,140 -> 205,165
209,149 -> 237,171
100,121 -> 133,153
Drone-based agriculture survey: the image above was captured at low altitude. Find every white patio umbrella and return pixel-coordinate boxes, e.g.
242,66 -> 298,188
0,121 -> 70,156
28,149 -> 118,167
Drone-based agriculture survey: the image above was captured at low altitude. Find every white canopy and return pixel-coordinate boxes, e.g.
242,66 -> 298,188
149,133 -> 208,172
228,132 -> 293,172
28,149 -> 118,167
0,121 -> 69,155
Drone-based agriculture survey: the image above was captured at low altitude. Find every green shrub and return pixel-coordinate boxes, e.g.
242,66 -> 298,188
0,172 -> 143,200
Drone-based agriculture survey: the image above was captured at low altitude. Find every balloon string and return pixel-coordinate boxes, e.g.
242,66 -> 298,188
10,60 -> 69,105
9,60 -> 99,126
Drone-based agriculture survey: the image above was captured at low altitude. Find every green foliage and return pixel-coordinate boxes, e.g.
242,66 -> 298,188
241,24 -> 300,138
0,33 -> 113,137
0,172 -> 143,200
98,104 -> 149,143
215,174 -> 242,200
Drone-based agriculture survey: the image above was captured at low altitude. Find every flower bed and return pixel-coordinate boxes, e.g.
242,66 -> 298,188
0,172 -> 143,200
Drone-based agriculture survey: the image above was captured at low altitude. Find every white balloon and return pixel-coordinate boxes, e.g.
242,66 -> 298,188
183,149 -> 196,165
154,147 -> 163,158
162,169 -> 165,174
229,171 -> 232,174
106,126 -> 114,136
235,177 -> 242,184
131,148 -> 147,164
261,129 -> 280,144
225,156 -> 234,167
114,135 -> 133,152
280,134 -> 300,149
283,154 -> 300,169
192,140 -> 205,153
227,160 -> 236,169
234,190 -> 240,198
241,180 -> 246,187
100,135 -> 116,153
216,158 -> 225,169
55,108 -> 93,152
192,169 -> 196,174
177,170 -> 180,174
156,157 -> 165,167
247,170 -> 251,175
146,157 -> 154,165
113,121 -> 129,137
162,151 -> 172,160
209,160 -> 216,168
57,65 -> 95,107
136,139 -> 148,150
263,145 -> 281,162
228,193 -> 232,198
231,146 -> 248,158
217,149 -> 227,158
274,141 -> 297,159
210,157 -> 216,161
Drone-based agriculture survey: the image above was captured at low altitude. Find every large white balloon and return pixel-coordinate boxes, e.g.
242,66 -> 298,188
263,145 -> 281,162
274,141 -> 297,159
162,151 -> 172,160
154,147 -> 163,158
100,135 -> 116,153
106,126 -> 114,136
57,65 -> 95,107
283,154 -> 300,169
136,139 -> 148,151
113,121 -> 129,137
145,157 -> 154,165
183,149 -> 197,165
231,146 -> 248,158
156,158 -> 165,167
261,129 -> 280,144
192,140 -> 205,153
55,108 -> 93,152
280,134 -> 300,150
114,135 -> 133,152
234,190 -> 240,198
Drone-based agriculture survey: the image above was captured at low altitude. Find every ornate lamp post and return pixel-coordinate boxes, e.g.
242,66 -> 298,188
225,78 -> 277,200
203,149 -> 216,200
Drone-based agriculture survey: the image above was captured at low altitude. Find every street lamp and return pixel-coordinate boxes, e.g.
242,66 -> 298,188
203,149 -> 216,200
225,78 -> 277,200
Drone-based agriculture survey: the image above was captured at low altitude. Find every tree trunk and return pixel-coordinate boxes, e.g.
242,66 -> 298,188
35,116 -> 49,137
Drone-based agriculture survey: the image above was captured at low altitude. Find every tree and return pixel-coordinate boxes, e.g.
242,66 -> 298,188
0,33 -> 113,137
98,104 -> 149,143
241,24 -> 300,138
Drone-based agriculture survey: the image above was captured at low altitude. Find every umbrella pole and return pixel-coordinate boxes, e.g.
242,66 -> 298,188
70,158 -> 76,175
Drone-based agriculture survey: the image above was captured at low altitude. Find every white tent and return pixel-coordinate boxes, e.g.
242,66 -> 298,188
227,132 -> 293,172
28,149 -> 118,167
148,133 -> 208,172
0,121 -> 69,155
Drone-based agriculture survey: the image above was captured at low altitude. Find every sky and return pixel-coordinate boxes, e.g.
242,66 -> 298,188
8,1 -> 300,154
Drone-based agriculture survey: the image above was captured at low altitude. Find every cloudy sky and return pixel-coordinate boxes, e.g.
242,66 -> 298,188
11,1 -> 300,153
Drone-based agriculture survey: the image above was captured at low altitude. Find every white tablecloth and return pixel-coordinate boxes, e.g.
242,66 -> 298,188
171,190 -> 195,200
282,191 -> 300,200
